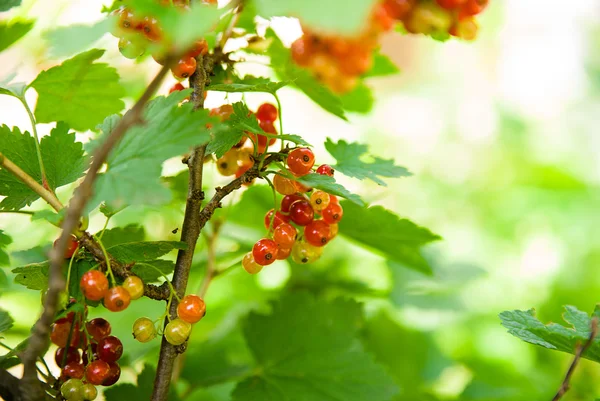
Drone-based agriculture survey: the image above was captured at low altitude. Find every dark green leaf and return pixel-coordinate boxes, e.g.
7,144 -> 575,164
0,230 -> 12,267
44,19 -> 111,59
325,138 -> 411,185
30,49 -> 125,131
0,0 -> 20,12
296,173 -> 364,205
208,75 -> 290,94
99,225 -> 145,249
499,305 -> 600,362
0,19 -> 34,52
365,53 -> 400,78
233,292 -> 398,401
41,122 -> 89,189
339,83 -> 374,114
105,364 -> 182,401
107,241 -> 186,263
0,309 -> 14,333
12,262 -> 49,290
206,123 -> 244,159
131,260 -> 174,282
339,201 -> 441,274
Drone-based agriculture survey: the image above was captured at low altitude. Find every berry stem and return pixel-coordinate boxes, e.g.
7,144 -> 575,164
18,96 -> 49,191
93,235 -> 116,286
262,176 -> 278,233
98,215 -> 112,240
64,244 -> 80,296
273,93 -> 285,151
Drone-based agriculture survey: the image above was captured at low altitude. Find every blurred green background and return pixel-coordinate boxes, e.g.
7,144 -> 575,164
2,0 -> 600,400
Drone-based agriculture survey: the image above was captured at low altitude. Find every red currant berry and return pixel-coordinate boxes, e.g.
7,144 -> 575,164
82,343 -> 98,365
86,318 -> 111,343
291,38 -> 312,66
103,286 -> 131,312
382,0 -> 415,20
330,194 -> 339,204
330,223 -> 339,238
273,174 -> 297,196
169,82 -> 185,93
321,202 -> 344,224
242,252 -> 263,274
293,179 -> 312,193
80,271 -> 109,302
55,236 -> 79,259
449,17 -> 478,40
62,362 -> 85,380
459,0 -> 488,18
187,39 -> 208,58
140,16 -> 162,41
436,0 -> 467,9
264,209 -> 290,230
50,321 -> 81,348
373,3 -> 396,31
55,347 -> 80,368
85,360 -> 111,385
289,200 -> 315,226
164,318 -> 192,346
172,56 -> 197,79
132,317 -> 157,343
256,103 -> 278,123
281,194 -> 304,213
304,220 -> 332,247
310,190 -> 331,213
102,362 -> 121,386
316,164 -> 334,177
252,238 -> 278,266
97,336 -> 123,363
276,247 -> 292,260
123,276 -> 144,300
259,120 -> 277,145
82,383 -> 98,400
287,148 -> 315,176
273,223 -> 297,248
177,294 -> 206,324
111,7 -> 138,35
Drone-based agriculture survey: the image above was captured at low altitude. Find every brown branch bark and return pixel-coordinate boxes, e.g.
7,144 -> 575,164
20,60 -> 174,401
551,317 -> 598,401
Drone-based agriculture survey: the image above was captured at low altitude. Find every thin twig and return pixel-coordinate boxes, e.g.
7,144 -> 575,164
551,317 -> 599,401
20,59 -> 174,401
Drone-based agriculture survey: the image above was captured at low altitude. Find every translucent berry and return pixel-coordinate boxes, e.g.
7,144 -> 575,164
133,317 -> 157,343
85,360 -> 111,385
86,318 -> 111,343
56,236 -> 79,259
289,200 -> 314,226
310,190 -> 331,212
256,103 -> 278,123
242,252 -> 263,274
293,178 -> 312,193
291,38 -> 312,66
436,0 -> 467,9
102,362 -> 121,386
291,240 -> 324,264
330,223 -> 339,238
118,37 -> 146,59
330,194 -> 339,204
103,286 -> 131,312
62,362 -> 85,380
383,0 -> 415,20
259,120 -> 278,145
273,223 -> 297,248
252,238 -> 278,266
276,247 -> 292,260
281,194 -> 304,213
80,271 -> 109,302
177,294 -> 206,324
123,276 -> 144,300
187,39 -> 209,58
287,148 -> 315,176
403,2 -> 452,34
316,164 -> 334,177
97,336 -> 123,363
273,174 -> 297,195
164,318 -> 192,346
172,56 -> 197,79
264,209 -> 290,230
216,150 -> 239,176
51,320 -> 81,348
55,346 -> 81,368
111,7 -> 138,36
449,17 -> 478,40
304,220 -> 332,247
140,16 -> 161,41
61,378 -> 84,400
321,202 -> 344,224
459,0 -> 488,18
82,383 -> 98,400
169,82 -> 185,93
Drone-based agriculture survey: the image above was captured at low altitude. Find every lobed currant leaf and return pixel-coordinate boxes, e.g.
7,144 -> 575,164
0,19 -> 34,52
340,83 -> 374,114
131,260 -> 175,282
208,75 -> 290,95
325,138 -> 412,186
98,225 -> 145,248
29,49 -> 125,131
11,262 -> 49,290
106,241 -> 187,263
44,19 -> 111,59
31,209 -> 65,226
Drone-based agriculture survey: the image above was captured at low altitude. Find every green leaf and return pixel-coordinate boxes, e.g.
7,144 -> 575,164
105,364 -> 181,401
0,309 -> 14,333
0,19 -> 34,52
0,0 -> 20,12
90,92 -> 214,209
99,202 -> 127,218
365,53 -> 400,78
0,76 -> 27,98
44,19 -> 111,59
131,260 -> 174,282
499,305 -> 600,362
266,29 -> 347,120
106,241 -> 186,263
338,201 -> 441,274
254,0 -> 379,36
29,49 -> 125,131
41,122 -> 89,189
67,259 -> 96,302
98,225 -> 145,249
208,76 -> 290,94
233,292 -> 398,401
206,123 -> 244,159
296,173 -> 364,206
325,138 -> 411,185
12,262 -> 49,290
31,210 -> 64,226
339,83 -> 374,114
0,230 -> 12,267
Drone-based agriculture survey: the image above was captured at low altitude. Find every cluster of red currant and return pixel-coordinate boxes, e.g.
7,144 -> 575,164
110,0 -> 211,79
291,0 -> 489,93
242,148 -> 343,272
212,103 -> 280,179
132,294 -> 206,346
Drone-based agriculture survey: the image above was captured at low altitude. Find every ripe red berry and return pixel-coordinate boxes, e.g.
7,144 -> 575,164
55,347 -> 81,368
172,56 -> 197,79
80,271 -> 109,301
123,276 -> 144,300
259,120 -> 277,145
256,103 -> 278,123
82,343 -> 98,365
291,38 -> 312,66
140,16 -> 162,41
264,209 -> 290,230
321,202 -> 344,224
102,362 -> 121,386
316,164 -> 334,177
111,7 -> 138,35
436,0 -> 467,9
330,194 -> 339,204
287,148 -> 315,176
273,223 -> 297,248
169,83 -> 185,93
85,360 -> 111,385
177,294 -> 206,324
281,194 -> 304,213
97,336 -> 123,363
273,174 -> 297,196
86,318 -> 111,343
276,247 -> 292,260
62,362 -> 85,380
252,238 -> 278,266
304,220 -> 332,247
50,321 -> 81,348
56,236 -> 79,259
459,0 -> 488,18
103,286 -> 131,312
187,39 -> 208,58
382,0 -> 415,20
289,200 -> 314,226
373,3 -> 396,31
